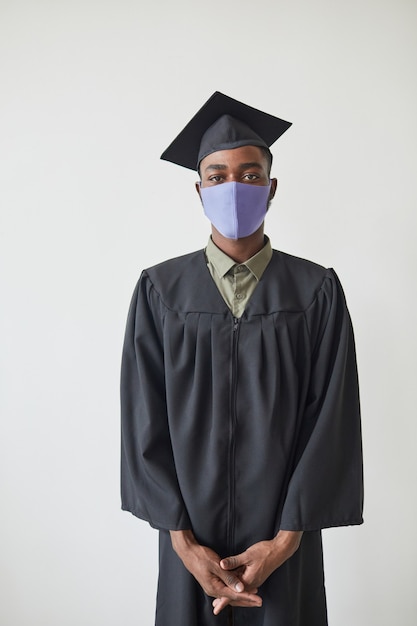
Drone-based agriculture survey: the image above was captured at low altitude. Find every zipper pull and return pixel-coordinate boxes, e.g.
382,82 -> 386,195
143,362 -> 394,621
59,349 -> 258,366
233,317 -> 239,331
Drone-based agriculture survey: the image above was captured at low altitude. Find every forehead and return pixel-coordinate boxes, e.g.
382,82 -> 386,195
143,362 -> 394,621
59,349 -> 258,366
200,145 -> 268,170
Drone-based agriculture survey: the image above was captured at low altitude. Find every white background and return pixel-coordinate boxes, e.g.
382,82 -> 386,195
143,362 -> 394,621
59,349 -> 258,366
1,1 -> 416,624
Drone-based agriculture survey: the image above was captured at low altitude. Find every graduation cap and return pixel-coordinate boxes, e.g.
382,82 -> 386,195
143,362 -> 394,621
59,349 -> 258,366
160,91 -> 292,171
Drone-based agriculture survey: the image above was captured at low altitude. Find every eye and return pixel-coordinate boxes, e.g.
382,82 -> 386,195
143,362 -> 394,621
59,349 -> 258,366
242,173 -> 260,181
208,175 -> 224,183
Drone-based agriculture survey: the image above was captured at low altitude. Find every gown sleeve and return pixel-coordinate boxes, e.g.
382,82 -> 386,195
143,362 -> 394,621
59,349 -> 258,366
279,269 -> 364,531
120,272 -> 191,531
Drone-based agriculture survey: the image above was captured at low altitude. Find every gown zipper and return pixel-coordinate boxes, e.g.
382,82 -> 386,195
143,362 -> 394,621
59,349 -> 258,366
228,316 -> 240,554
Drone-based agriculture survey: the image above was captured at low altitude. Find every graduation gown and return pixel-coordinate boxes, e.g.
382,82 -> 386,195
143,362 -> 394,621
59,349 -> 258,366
121,248 -> 363,626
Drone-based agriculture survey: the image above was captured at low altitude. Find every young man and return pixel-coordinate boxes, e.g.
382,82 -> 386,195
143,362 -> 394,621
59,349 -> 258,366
121,92 -> 363,626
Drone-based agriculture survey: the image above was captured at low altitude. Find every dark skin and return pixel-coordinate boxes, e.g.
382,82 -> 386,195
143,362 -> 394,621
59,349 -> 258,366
170,145 -> 303,615
196,145 -> 277,263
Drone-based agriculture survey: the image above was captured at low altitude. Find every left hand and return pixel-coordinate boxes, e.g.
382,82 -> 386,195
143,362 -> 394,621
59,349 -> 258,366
212,530 -> 303,615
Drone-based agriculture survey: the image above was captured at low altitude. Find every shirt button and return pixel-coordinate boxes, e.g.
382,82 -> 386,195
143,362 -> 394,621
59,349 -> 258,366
235,293 -> 244,300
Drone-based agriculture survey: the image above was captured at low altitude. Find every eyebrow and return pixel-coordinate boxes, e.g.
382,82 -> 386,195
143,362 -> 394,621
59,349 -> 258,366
238,161 -> 264,170
204,161 -> 264,173
204,164 -> 227,172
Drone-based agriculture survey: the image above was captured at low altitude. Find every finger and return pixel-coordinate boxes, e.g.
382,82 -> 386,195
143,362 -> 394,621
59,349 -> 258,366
211,581 -> 261,605
229,596 -> 263,609
213,594 -> 263,613
212,597 -> 230,615
229,596 -> 262,609
220,552 -> 246,570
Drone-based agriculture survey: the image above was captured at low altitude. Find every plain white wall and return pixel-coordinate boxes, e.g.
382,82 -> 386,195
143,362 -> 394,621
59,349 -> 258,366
1,1 -> 416,624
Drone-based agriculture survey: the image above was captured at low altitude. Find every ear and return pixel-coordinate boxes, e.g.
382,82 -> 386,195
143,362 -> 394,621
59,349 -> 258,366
269,177 -> 278,201
266,178 -> 278,212
195,181 -> 203,203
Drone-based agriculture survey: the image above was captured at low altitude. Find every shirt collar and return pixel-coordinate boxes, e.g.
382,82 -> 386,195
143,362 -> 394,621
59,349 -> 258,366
205,236 -> 272,281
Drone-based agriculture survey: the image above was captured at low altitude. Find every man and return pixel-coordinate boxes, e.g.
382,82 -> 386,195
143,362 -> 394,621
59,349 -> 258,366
121,92 -> 363,626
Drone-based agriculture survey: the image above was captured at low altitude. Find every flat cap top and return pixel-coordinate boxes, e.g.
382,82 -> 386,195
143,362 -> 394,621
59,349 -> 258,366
160,91 -> 292,171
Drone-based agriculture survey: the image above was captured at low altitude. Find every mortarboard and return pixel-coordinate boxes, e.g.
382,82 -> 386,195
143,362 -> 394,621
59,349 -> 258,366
160,91 -> 292,171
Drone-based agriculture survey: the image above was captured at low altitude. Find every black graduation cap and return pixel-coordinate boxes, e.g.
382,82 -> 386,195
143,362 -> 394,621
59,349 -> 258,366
160,91 -> 292,171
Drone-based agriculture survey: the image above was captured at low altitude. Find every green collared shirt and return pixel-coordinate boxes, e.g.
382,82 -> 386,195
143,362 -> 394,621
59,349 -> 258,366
205,236 -> 273,318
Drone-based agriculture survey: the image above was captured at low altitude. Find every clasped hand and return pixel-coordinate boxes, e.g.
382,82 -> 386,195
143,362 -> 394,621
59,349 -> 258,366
170,529 -> 302,615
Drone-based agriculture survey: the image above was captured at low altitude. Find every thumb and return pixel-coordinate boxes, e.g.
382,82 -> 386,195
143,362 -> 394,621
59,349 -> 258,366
220,552 -> 246,571
219,568 -> 244,592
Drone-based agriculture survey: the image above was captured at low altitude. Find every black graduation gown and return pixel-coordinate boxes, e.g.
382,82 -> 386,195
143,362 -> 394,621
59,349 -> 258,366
121,248 -> 363,626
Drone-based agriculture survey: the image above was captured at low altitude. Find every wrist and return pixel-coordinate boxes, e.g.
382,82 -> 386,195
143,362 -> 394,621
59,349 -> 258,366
170,529 -> 198,557
271,530 -> 303,560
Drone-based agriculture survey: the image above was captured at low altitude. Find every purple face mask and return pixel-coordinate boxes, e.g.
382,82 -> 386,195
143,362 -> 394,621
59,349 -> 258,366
199,181 -> 271,240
